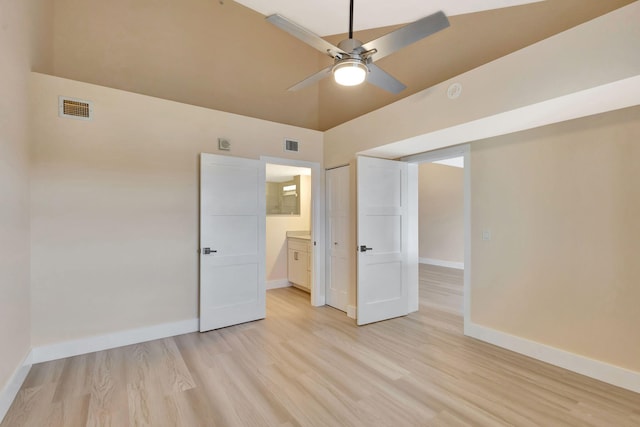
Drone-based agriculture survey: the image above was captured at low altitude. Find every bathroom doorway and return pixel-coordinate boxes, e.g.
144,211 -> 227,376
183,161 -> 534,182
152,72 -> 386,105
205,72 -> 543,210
262,157 -> 324,306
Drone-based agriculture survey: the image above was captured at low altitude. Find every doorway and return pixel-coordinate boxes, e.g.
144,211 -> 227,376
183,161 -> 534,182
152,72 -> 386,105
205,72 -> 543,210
262,156 -> 325,307
404,144 -> 471,327
322,147 -> 469,326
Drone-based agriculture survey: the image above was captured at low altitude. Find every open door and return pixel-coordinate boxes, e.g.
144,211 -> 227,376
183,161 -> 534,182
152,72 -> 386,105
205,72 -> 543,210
200,153 -> 266,332
326,166 -> 350,312
357,156 -> 409,325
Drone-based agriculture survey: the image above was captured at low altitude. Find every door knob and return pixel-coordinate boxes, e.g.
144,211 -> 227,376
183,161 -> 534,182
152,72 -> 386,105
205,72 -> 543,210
359,245 -> 373,252
202,248 -> 217,255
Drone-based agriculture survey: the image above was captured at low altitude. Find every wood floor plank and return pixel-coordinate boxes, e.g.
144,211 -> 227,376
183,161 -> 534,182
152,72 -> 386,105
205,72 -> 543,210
253,362 -> 343,427
52,353 -> 95,403
1,384 -> 56,427
21,359 -> 65,391
85,348 -> 129,427
156,338 -> 196,394
3,264 -> 639,426
46,394 -> 91,427
214,351 -> 294,426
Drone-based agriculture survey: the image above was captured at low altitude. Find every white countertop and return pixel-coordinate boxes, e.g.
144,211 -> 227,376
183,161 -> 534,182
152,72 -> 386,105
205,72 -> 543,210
286,231 -> 311,240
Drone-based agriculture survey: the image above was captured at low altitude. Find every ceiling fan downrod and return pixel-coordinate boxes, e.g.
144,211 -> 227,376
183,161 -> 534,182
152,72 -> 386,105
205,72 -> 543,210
349,0 -> 354,39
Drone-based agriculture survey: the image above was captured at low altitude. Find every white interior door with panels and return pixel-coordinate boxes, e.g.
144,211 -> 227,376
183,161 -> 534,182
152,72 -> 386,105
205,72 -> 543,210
200,153 -> 266,332
357,156 -> 410,325
326,166 -> 351,312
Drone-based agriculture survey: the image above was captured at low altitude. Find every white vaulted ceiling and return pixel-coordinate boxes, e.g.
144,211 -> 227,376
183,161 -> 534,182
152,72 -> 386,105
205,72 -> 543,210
234,0 -> 544,36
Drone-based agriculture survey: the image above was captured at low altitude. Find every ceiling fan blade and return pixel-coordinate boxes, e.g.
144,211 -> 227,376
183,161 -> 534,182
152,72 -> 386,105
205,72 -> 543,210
266,14 -> 344,58
366,64 -> 406,94
361,11 -> 450,62
287,65 -> 333,91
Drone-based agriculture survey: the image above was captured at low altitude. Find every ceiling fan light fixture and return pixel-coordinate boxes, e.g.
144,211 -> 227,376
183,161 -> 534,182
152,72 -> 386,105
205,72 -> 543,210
333,59 -> 368,87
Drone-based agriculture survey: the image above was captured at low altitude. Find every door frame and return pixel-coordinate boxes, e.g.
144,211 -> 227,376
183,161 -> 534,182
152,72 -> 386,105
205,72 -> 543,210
261,156 -> 325,307
402,144 -> 471,332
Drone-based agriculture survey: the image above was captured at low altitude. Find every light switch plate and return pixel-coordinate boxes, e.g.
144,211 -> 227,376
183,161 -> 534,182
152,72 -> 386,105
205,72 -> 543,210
482,230 -> 491,241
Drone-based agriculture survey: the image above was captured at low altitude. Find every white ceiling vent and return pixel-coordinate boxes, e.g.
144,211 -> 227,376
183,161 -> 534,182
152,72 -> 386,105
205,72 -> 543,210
284,138 -> 299,152
58,96 -> 93,120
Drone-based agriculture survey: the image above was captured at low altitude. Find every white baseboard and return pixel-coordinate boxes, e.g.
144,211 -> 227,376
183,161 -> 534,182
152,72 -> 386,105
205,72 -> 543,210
0,349 -> 33,424
420,258 -> 464,270
465,322 -> 640,394
267,279 -> 291,290
31,318 -> 199,364
346,305 -> 357,319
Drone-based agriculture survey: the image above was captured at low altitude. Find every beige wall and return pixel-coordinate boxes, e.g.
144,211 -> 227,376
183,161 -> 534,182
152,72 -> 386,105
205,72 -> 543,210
266,175 -> 311,282
471,106 -> 640,371
0,0 -> 51,398
418,163 -> 464,263
29,73 -> 322,346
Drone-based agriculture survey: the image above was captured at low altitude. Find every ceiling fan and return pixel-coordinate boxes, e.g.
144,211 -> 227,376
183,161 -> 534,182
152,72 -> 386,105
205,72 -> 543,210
266,0 -> 450,93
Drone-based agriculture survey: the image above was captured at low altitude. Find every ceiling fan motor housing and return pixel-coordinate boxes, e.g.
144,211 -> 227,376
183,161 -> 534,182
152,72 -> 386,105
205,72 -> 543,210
338,38 -> 364,53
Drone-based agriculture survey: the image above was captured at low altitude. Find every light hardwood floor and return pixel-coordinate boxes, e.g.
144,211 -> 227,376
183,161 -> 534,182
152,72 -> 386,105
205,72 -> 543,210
3,265 -> 639,426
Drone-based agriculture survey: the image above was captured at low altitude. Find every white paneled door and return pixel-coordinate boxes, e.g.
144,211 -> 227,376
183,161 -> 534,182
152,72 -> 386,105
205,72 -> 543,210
357,156 -> 409,325
326,166 -> 350,312
199,153 -> 266,332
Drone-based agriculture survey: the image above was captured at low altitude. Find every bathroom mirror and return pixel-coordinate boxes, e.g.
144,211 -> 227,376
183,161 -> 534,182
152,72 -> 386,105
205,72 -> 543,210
266,175 -> 300,215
